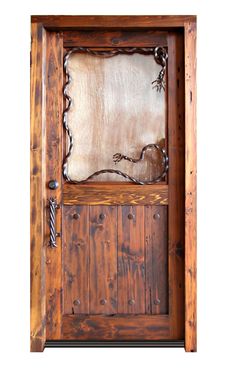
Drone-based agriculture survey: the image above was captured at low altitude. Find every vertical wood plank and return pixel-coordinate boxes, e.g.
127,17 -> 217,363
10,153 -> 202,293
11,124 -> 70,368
184,21 -> 197,352
89,206 -> 117,314
167,31 -> 185,339
118,206 -> 145,314
145,205 -> 168,314
45,31 -> 63,339
30,22 -> 46,352
63,206 -> 89,314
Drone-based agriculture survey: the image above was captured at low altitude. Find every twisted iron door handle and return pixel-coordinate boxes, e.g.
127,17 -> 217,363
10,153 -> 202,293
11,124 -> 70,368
49,198 -> 59,248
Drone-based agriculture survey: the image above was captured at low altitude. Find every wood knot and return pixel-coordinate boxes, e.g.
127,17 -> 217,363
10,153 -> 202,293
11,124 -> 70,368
128,299 -> 135,305
100,299 -> 107,305
99,213 -> 106,220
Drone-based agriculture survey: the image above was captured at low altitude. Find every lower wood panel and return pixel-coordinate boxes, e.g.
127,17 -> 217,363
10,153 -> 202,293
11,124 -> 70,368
118,206 -> 145,314
145,205 -> 168,314
89,206 -> 117,314
63,205 -> 168,317
61,314 -> 170,340
63,206 -> 89,314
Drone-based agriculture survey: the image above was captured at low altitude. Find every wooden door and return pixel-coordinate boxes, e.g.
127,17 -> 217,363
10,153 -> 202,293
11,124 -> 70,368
31,16 -> 196,351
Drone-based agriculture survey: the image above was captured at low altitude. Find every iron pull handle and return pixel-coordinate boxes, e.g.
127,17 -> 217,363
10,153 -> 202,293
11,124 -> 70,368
49,198 -> 60,248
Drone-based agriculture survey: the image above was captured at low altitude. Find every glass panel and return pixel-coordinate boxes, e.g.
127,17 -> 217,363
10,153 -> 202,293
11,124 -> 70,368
66,52 -> 166,182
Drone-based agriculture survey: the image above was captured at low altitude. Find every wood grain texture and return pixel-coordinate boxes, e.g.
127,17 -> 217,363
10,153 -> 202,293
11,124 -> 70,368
167,31 -> 185,339
145,206 -> 168,314
63,30 -> 167,47
30,16 -> 196,347
62,314 -> 170,340
63,206 -> 89,314
89,206 -> 117,314
62,205 -> 169,318
30,22 -> 46,352
45,31 -> 64,340
66,52 -> 166,182
31,15 -> 196,29
118,206 -> 145,314
63,183 -> 168,206
184,21 -> 197,352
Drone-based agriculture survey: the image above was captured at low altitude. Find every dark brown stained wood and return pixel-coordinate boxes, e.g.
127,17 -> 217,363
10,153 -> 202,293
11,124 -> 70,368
63,206 -> 89,315
30,16 -> 196,349
63,30 -> 167,47
89,206 -> 118,314
63,183 -> 168,206
30,22 -> 46,352
31,15 -> 196,29
118,206 -> 145,314
184,21 -> 197,352
167,32 -> 185,339
145,206 -> 168,314
45,31 -> 64,340
62,314 -> 170,340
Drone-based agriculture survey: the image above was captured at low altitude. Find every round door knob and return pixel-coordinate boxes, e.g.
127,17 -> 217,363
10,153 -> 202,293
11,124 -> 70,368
48,179 -> 59,190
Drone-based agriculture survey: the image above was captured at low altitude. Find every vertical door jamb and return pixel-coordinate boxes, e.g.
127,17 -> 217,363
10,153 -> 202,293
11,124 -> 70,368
184,20 -> 197,352
30,22 -> 46,352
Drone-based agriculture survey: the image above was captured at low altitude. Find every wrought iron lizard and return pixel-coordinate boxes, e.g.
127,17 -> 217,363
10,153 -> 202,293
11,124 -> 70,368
62,46 -> 168,185
63,144 -> 168,185
152,47 -> 168,91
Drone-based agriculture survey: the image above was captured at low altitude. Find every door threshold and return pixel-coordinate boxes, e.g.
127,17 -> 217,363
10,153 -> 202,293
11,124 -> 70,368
45,340 -> 184,348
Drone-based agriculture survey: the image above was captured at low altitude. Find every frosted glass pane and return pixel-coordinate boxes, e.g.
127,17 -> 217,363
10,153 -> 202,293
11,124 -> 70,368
66,52 -> 166,182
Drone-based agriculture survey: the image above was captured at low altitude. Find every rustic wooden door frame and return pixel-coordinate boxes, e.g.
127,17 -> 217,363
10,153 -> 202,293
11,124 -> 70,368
30,15 -> 196,352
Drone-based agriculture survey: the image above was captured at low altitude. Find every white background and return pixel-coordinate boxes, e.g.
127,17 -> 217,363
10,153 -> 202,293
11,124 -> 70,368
0,0 -> 236,369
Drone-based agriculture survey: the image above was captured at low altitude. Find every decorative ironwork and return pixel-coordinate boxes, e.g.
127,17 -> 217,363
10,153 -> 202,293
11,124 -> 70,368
49,198 -> 59,248
62,46 -> 168,185
152,47 -> 168,91
63,144 -> 168,185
